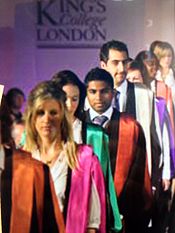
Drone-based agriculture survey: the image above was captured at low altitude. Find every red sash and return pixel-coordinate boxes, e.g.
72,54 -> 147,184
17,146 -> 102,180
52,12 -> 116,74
114,115 -> 152,208
114,115 -> 138,197
156,81 -> 175,135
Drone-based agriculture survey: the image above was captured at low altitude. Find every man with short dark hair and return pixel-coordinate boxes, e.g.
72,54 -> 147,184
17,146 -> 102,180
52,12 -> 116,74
84,67 -> 153,233
99,40 -> 162,187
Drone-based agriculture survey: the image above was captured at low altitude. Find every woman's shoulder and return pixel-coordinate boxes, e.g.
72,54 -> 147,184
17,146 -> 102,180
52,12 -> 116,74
76,144 -> 101,170
12,148 -> 48,170
77,144 -> 93,156
77,144 -> 100,161
77,144 -> 101,163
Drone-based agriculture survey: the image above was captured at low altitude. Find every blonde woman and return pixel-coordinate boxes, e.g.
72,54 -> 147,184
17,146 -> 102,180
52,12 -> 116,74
154,41 -> 175,107
24,80 -> 106,233
0,95 -> 64,233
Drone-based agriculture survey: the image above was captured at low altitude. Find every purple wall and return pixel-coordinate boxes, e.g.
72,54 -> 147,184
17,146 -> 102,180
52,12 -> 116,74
0,0 -> 174,98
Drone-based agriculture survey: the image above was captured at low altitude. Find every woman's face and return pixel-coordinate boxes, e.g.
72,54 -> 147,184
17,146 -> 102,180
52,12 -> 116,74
126,69 -> 143,83
63,84 -> 80,117
159,49 -> 173,69
143,58 -> 158,80
35,99 -> 63,142
13,94 -> 25,109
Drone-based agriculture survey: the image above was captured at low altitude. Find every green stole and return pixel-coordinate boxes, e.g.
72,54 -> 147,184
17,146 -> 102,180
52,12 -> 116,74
86,123 -> 122,232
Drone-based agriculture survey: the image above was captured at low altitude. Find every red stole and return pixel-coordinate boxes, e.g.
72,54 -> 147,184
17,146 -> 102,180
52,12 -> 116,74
10,153 -> 34,233
3,149 -> 65,233
156,81 -> 175,135
114,115 -> 139,196
113,115 -> 152,208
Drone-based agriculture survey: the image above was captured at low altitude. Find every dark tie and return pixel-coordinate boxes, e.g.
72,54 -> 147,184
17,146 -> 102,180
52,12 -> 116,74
114,91 -> 120,111
93,115 -> 108,126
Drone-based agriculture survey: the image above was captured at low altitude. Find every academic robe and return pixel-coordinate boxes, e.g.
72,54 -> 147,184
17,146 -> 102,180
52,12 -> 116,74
66,144 -> 106,233
18,127 -> 122,232
81,122 -> 122,232
125,82 -> 160,178
156,97 -> 175,177
1,147 -> 65,233
109,110 -> 153,233
167,193 -> 175,233
84,109 -> 153,233
151,98 -> 174,233
156,80 -> 175,135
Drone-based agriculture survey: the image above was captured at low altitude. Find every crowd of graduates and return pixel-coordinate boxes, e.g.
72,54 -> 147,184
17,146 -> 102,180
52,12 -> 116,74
0,39 -> 175,233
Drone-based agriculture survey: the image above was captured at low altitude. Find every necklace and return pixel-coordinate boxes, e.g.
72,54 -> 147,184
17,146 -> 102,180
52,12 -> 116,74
45,154 -> 58,166
43,148 -> 62,167
45,159 -> 54,166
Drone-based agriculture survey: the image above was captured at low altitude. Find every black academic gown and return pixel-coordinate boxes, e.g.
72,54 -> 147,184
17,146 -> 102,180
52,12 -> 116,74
84,109 -> 153,233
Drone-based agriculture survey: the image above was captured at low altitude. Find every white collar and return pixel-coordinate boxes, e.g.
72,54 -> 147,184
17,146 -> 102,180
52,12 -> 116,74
89,106 -> 113,121
156,69 -> 174,81
150,80 -> 156,94
116,79 -> 128,94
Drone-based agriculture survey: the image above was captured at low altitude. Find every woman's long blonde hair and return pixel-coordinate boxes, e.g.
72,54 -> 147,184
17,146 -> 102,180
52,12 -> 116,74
154,41 -> 175,68
24,80 -> 78,169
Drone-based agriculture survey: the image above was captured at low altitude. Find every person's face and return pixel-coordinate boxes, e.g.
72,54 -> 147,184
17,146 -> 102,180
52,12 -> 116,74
35,99 -> 63,142
126,69 -> 143,83
87,80 -> 113,114
63,84 -> 80,117
14,94 -> 25,109
159,49 -> 173,69
143,58 -> 158,80
100,49 -> 128,88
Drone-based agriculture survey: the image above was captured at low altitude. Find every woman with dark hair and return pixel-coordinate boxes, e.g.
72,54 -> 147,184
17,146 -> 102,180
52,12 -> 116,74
0,88 -> 65,233
52,70 -> 86,143
6,87 -> 25,121
135,50 -> 174,139
126,60 -> 143,83
0,95 -> 14,147
51,70 -> 122,232
52,70 -> 86,120
135,50 -> 175,178
135,50 -> 175,135
135,50 -> 175,233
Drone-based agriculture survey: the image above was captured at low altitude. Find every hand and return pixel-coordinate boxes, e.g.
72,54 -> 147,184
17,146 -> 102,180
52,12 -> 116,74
162,179 -> 170,191
171,178 -> 175,196
126,71 -> 143,83
87,229 -> 96,233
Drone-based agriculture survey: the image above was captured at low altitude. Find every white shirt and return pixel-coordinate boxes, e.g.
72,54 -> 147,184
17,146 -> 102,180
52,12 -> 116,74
114,79 -> 128,112
72,118 -> 83,144
150,80 -> 156,94
156,69 -> 175,86
89,106 -> 113,127
162,124 -> 171,180
84,97 -> 91,111
32,149 -> 101,228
